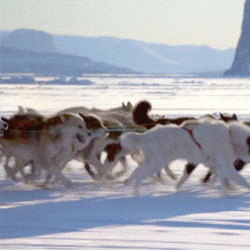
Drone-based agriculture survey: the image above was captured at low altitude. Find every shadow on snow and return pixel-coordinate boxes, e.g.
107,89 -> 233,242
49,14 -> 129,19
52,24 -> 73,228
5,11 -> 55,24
1,186 -> 250,239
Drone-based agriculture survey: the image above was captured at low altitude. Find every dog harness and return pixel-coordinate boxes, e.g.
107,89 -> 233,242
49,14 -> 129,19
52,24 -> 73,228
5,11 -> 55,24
183,128 -> 202,149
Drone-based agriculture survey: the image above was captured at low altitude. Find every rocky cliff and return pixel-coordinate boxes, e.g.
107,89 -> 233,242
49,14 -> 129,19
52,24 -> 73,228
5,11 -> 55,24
225,0 -> 250,76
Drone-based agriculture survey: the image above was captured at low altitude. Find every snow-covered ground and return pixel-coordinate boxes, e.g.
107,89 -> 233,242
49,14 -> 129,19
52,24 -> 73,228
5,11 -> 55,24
1,77 -> 250,249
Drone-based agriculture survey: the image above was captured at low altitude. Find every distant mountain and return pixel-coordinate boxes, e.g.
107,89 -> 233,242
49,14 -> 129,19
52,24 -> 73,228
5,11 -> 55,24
0,30 -> 9,44
53,35 -> 235,74
0,29 -> 236,75
0,46 -> 136,75
1,29 -> 57,53
0,29 -> 135,75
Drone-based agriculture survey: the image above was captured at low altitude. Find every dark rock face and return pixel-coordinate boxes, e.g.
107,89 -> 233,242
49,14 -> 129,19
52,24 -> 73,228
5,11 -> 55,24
225,0 -> 250,76
1,29 -> 57,53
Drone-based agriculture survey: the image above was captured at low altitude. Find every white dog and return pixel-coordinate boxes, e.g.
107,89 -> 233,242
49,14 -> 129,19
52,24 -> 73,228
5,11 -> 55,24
177,120 -> 250,190
113,120 -> 250,195
0,112 -> 95,187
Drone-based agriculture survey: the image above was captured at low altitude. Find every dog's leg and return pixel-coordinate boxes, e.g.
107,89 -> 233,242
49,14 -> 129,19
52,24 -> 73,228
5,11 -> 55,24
112,156 -> 128,179
124,160 -> 161,196
87,156 -> 107,181
202,172 -> 212,183
84,163 -> 100,180
176,163 -> 197,189
201,159 -> 246,183
131,150 -> 144,165
4,156 -> 24,182
164,166 -> 177,180
20,161 -> 42,183
153,166 -> 176,184
43,163 -> 73,187
218,165 -> 250,190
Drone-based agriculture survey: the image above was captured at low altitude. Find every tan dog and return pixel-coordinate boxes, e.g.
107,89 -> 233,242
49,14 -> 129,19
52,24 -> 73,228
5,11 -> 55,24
46,113 -> 109,182
58,101 -> 134,139
58,102 -> 146,180
0,111 -> 95,187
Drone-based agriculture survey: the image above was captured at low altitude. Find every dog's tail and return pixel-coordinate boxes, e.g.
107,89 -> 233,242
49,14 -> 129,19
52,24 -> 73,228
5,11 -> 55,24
132,100 -> 156,129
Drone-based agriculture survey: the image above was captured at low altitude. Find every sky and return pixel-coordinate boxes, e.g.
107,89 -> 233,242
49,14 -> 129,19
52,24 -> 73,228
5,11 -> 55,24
1,0 -> 247,50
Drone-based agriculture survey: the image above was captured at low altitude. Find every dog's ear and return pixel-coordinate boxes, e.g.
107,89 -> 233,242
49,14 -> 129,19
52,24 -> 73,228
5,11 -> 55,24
219,113 -> 225,119
78,113 -> 88,124
127,101 -> 133,109
232,114 -> 238,121
79,113 -> 86,120
122,101 -> 133,111
26,107 -> 39,115
18,106 -> 25,114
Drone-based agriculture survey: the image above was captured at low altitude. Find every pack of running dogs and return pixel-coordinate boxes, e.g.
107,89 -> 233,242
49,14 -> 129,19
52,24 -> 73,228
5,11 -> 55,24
1,100 -> 250,195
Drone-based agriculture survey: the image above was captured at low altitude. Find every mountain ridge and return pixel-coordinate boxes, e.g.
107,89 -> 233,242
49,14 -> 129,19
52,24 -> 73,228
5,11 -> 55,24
53,34 -> 235,74
0,46 -> 136,75
0,29 -> 235,75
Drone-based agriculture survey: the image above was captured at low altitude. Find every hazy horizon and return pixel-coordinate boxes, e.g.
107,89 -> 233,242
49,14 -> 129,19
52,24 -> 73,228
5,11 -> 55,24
1,0 -> 246,50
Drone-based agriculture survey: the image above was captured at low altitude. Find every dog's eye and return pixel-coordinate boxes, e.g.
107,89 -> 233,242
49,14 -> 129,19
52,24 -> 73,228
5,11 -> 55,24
78,125 -> 83,129
88,131 -> 92,137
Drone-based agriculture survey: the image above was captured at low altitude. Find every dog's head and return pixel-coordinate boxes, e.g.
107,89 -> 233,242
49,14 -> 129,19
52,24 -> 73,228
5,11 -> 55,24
122,101 -> 133,112
228,121 -> 250,161
79,113 -> 108,138
105,132 -> 139,164
220,113 -> 238,123
1,113 -> 45,139
46,113 -> 94,152
109,101 -> 133,113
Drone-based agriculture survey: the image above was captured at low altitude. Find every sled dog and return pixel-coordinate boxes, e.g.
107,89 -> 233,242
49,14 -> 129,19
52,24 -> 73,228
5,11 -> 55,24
177,120 -> 250,190
55,113 -> 109,182
111,120 -> 250,194
0,111 -> 96,187
58,101 -> 134,138
58,102 -> 146,180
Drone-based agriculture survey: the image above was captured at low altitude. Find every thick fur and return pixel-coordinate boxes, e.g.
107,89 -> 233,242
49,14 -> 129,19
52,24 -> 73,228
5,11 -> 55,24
178,120 -> 250,190
201,113 -> 242,183
133,100 -> 244,183
42,113 -> 109,183
116,124 -> 203,194
58,102 -> 146,180
227,121 -> 250,162
0,111 -> 95,187
0,108 -> 45,181
113,120 -> 250,195
58,101 -> 134,138
71,113 -> 110,181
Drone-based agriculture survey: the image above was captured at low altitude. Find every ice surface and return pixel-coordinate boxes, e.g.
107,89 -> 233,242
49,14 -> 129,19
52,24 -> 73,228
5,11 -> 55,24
1,77 -> 250,249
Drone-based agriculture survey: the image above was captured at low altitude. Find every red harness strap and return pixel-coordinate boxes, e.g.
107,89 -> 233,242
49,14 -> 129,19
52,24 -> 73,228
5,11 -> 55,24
183,128 -> 202,149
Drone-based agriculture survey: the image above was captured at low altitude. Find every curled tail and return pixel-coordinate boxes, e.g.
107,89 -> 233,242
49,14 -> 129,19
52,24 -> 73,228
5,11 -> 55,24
132,100 -> 156,129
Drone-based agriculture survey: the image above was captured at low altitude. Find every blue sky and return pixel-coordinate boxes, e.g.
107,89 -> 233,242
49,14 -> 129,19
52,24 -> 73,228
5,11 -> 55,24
1,0 -> 246,49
